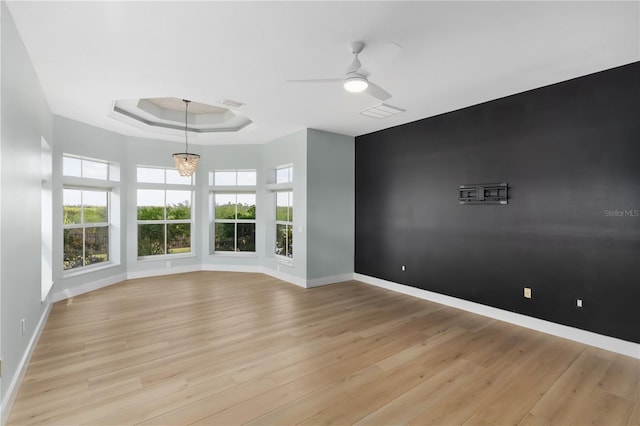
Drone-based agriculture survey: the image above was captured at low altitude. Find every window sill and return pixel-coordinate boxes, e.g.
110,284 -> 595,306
63,262 -> 119,279
266,182 -> 293,191
137,253 -> 196,262
210,252 -> 257,258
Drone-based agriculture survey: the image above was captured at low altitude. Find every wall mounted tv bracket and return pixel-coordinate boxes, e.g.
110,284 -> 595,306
459,183 -> 508,205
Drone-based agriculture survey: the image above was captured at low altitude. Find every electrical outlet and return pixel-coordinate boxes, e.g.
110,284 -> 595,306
524,287 -> 532,299
401,265 -> 406,271
577,299 -> 583,308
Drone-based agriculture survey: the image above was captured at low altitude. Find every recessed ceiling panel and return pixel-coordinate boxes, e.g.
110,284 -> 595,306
112,97 -> 253,134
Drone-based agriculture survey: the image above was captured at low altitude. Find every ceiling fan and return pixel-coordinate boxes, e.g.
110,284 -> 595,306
288,41 -> 393,102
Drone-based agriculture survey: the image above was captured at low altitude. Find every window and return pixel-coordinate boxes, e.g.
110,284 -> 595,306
275,191 -> 293,258
213,193 -> 256,252
210,170 -> 256,186
273,165 -> 293,259
63,155 -> 115,272
210,169 -> 257,254
137,167 -> 194,257
63,188 -> 109,270
138,166 -> 192,185
63,156 -> 109,180
276,165 -> 293,184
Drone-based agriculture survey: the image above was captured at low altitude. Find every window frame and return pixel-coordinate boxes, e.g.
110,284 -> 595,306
274,190 -> 293,260
63,155 -> 111,180
271,164 -> 293,262
275,164 -> 293,184
62,186 -> 111,272
136,166 -> 195,259
209,169 -> 257,187
211,191 -> 257,254
62,154 -> 117,275
209,169 -> 258,255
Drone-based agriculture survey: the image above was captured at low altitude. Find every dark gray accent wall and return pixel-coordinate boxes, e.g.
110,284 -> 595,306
355,62 -> 640,343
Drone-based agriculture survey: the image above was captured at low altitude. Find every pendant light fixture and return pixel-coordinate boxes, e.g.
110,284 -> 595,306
172,99 -> 200,177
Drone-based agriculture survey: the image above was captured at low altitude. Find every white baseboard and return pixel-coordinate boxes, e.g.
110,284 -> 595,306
261,267 -> 307,288
306,273 -> 355,288
354,273 -> 640,359
52,273 -> 127,303
1,300 -> 52,426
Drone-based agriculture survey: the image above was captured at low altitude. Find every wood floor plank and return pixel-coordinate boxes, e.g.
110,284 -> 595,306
518,412 -> 551,426
355,359 -> 479,425
530,350 -> 613,424
407,360 -> 522,425
595,351 -> 640,401
191,351 -> 396,425
245,365 -> 388,426
471,337 -> 584,425
83,374 -> 238,426
628,397 -> 640,426
7,271 -> 638,426
573,389 -> 635,426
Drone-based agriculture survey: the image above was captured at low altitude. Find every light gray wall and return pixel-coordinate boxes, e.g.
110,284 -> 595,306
53,116 -> 128,293
262,129 -> 308,281
306,129 -> 354,280
0,0 -> 52,404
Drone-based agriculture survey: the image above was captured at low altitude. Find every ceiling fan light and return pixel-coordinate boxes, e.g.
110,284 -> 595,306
343,76 -> 368,93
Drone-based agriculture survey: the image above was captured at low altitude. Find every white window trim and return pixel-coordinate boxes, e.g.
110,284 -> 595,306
210,190 -> 257,255
274,190 -> 293,261
209,169 -> 257,187
62,155 -> 120,277
63,154 -> 113,181
209,168 -> 258,255
136,166 -> 196,259
62,187 -> 112,274
275,164 -> 294,184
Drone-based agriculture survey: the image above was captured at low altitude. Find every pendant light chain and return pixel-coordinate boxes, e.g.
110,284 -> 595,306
184,99 -> 190,153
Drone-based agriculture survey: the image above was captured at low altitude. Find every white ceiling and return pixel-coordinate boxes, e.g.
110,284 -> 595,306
6,1 -> 639,146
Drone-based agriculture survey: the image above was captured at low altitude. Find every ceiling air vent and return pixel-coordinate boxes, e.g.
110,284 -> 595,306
221,99 -> 245,109
359,103 -> 406,119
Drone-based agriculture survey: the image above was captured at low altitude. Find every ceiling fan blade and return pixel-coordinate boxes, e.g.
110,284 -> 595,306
287,78 -> 342,83
346,57 -> 362,74
366,81 -> 391,101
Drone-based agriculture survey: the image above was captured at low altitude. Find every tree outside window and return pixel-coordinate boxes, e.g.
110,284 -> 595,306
275,191 -> 293,258
213,193 -> 256,252
137,189 -> 192,256
63,188 -> 109,270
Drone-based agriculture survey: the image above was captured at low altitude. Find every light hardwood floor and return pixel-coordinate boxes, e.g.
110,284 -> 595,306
7,271 -> 639,425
